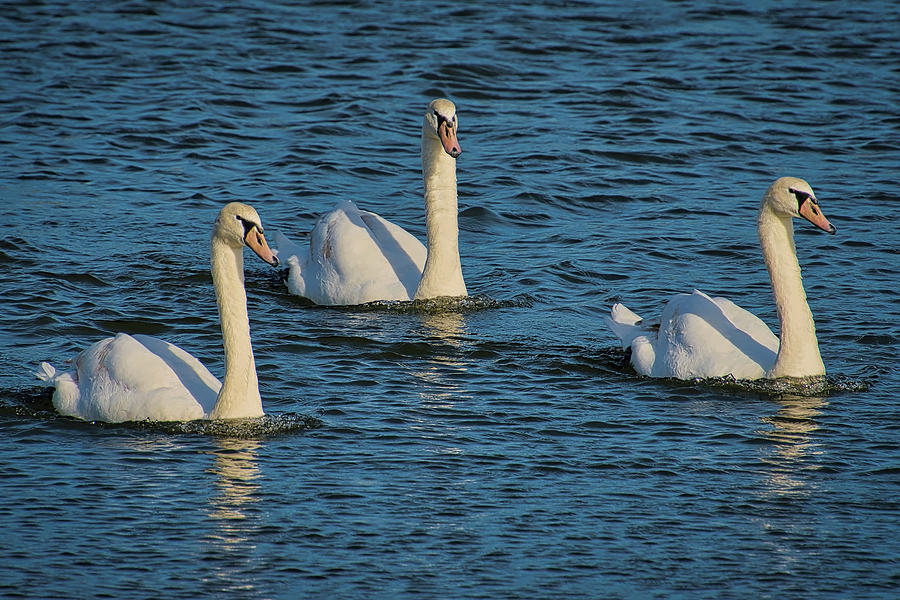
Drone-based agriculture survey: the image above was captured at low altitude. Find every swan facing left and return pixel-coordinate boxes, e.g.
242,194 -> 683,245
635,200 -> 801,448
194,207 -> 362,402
36,202 -> 279,423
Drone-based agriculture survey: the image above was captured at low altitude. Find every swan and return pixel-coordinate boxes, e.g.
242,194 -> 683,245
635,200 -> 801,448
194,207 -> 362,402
36,202 -> 280,422
604,177 -> 836,380
275,98 -> 468,305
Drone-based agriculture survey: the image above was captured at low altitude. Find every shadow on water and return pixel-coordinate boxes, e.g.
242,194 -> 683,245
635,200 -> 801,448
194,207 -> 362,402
0,386 -> 322,438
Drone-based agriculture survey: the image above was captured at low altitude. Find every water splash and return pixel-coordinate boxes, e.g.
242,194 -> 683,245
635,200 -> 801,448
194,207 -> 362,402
129,412 -> 323,438
310,293 -> 534,313
1,387 -> 322,438
700,373 -> 872,397
675,373 -> 872,397
606,350 -> 873,397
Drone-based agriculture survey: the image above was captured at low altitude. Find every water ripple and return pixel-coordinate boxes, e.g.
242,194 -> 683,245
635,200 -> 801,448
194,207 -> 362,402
2,1 -> 898,598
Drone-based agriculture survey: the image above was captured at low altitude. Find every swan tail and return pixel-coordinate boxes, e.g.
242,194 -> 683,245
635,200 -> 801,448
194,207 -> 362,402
35,361 -> 81,416
273,231 -> 305,262
604,303 -> 650,349
273,230 -> 311,297
35,361 -> 58,384
610,303 -> 643,325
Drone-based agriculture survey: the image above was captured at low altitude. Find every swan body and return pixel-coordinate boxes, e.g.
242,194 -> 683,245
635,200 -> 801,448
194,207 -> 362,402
275,200 -> 427,305
276,98 -> 467,305
36,202 -> 279,422
605,177 -> 836,380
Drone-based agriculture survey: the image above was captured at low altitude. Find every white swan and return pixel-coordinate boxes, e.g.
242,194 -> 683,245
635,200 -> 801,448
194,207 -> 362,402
36,202 -> 279,422
605,177 -> 836,380
275,98 -> 468,305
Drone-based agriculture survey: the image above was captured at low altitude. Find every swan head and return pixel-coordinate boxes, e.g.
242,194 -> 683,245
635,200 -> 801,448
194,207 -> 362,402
424,98 -> 462,158
214,202 -> 280,266
765,177 -> 836,235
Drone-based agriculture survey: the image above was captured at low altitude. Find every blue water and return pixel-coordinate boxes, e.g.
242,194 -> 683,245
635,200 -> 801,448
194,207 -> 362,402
2,1 -> 898,598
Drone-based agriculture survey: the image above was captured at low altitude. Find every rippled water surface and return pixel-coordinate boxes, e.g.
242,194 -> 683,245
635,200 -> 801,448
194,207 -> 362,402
2,2 -> 898,598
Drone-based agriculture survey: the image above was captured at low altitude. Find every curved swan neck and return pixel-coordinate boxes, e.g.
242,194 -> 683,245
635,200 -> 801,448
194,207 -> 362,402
757,201 -> 825,378
208,236 -> 263,419
414,128 -> 467,300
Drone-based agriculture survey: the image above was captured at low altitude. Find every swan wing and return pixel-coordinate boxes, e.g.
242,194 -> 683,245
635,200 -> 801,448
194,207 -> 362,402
129,334 -> 222,412
357,208 -> 427,276
280,200 -> 426,305
44,333 -> 219,422
654,290 -> 778,380
273,229 -> 307,265
704,294 -> 780,354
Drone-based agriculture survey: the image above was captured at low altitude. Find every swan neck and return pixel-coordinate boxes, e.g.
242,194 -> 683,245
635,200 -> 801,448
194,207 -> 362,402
209,236 -> 263,419
757,204 -> 825,378
415,129 -> 467,299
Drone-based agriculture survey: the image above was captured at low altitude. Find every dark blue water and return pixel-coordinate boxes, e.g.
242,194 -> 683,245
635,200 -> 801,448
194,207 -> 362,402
2,1 -> 898,598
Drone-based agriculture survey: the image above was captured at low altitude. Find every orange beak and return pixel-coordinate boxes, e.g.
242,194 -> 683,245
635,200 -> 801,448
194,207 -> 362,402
438,120 -> 462,158
798,197 -> 836,235
244,227 -> 280,266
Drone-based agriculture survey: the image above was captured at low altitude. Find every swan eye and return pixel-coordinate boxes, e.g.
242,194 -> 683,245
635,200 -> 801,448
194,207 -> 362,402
434,112 -> 453,130
235,216 -> 259,238
789,187 -> 816,209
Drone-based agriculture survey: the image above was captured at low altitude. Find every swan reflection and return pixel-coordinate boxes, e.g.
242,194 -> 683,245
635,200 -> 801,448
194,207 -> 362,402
412,311 -> 470,409
204,438 -> 262,596
419,311 -> 467,349
757,395 -> 827,498
208,438 -> 261,525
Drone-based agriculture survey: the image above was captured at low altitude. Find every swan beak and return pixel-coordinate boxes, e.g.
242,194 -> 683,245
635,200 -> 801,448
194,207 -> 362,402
438,120 -> 462,158
798,197 -> 836,235
245,227 -> 280,266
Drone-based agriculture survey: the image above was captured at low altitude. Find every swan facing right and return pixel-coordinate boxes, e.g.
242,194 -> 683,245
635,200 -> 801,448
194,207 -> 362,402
275,99 -> 468,306
605,177 -> 836,381
37,202 -> 280,423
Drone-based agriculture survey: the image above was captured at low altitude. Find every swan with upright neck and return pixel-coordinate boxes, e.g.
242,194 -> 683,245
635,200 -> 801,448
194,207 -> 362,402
36,202 -> 279,422
604,177 -> 836,380
275,98 -> 468,305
